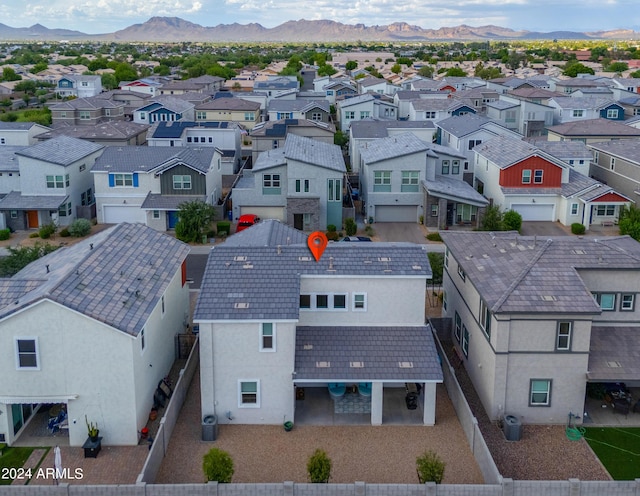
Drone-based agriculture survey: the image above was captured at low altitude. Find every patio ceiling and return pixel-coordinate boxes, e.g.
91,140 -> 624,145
588,326 -> 640,382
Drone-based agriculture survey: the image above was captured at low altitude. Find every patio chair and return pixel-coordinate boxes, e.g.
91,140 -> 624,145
48,410 -> 67,434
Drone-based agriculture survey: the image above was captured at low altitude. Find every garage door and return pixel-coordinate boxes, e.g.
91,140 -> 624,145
103,205 -> 146,224
510,203 -> 555,221
375,205 -> 418,223
240,206 -> 285,221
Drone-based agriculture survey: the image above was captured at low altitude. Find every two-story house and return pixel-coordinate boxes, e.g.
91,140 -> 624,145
588,140 -> 640,204
49,97 -> 126,126
232,134 -> 346,231
547,97 -> 625,124
119,78 -> 164,97
408,98 -> 475,124
194,98 -> 262,130
0,136 -> 104,230
485,94 -> 554,138
195,220 -> 442,427
0,223 -> 190,447
337,94 -> 397,130
266,99 -> 331,124
473,135 -> 631,228
55,75 -> 103,99
0,122 -> 50,146
92,146 -> 222,230
133,96 -> 195,125
546,118 -> 640,143
440,231 -> 640,424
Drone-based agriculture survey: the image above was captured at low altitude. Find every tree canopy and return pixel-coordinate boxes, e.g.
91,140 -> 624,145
175,200 -> 216,243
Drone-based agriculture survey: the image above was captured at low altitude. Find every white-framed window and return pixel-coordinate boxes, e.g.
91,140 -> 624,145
534,170 -> 543,184
610,157 -> 615,170
530,379 -> 551,406
345,111 -> 355,120
15,337 -> 39,369
238,380 -> 260,407
299,293 -> 348,311
161,295 -> 165,315
260,323 -> 275,351
461,325 -> 469,357
454,312 -> 461,343
114,173 -> 133,187
58,202 -> 72,217
373,171 -> 391,192
606,109 -> 619,119
196,111 -> 206,120
401,171 -> 419,192
452,160 -> 460,175
152,210 -> 160,219
79,111 -> 90,120
593,292 -> 615,311
468,139 -> 482,150
442,290 -> 447,312
621,294 -> 635,311
522,169 -> 531,184
431,204 -> 438,217
458,265 -> 466,281
295,179 -> 310,193
311,112 -> 322,121
140,328 -> 146,352
360,111 -> 370,119
263,174 -> 281,194
441,160 -> 450,175
572,109 -> 584,118
244,112 -> 255,121
570,203 -> 579,216
479,300 -> 491,339
425,111 -> 436,119
353,293 -> 367,311
173,175 -> 192,190
595,205 -> 615,216
10,210 -> 17,219
556,322 -> 572,351
46,175 -> 65,189
444,248 -> 449,267
0,137 -> 5,144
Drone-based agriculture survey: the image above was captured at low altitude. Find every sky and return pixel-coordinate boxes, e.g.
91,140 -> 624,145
1,0 -> 639,35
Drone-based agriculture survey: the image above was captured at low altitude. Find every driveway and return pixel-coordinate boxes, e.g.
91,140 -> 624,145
371,222 -> 445,251
519,221 -> 569,237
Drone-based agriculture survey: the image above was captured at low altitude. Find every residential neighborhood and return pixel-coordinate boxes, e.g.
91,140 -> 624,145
2,35 -> 640,493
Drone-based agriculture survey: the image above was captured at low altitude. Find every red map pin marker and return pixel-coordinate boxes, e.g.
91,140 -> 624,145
307,231 -> 328,262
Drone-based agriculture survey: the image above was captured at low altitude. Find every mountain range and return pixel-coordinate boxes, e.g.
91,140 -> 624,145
0,17 -> 637,42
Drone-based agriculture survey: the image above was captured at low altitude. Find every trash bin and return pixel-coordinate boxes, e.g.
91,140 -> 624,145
502,414 -> 522,441
202,414 -> 218,441
227,210 -> 233,221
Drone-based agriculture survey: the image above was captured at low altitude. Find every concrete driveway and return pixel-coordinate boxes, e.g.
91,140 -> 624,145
519,222 -> 569,237
372,222 -> 428,244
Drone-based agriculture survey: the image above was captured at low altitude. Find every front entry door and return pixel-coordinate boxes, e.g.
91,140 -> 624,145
27,210 -> 39,229
167,211 -> 178,229
293,214 -> 303,230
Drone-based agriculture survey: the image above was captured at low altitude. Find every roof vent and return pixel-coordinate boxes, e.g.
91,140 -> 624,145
541,295 -> 557,302
398,361 -> 414,368
233,302 -> 250,309
303,344 -> 313,350
412,264 -> 422,270
350,361 -> 365,368
242,263 -> 254,269
606,361 -> 622,368
234,256 -> 247,262
378,257 -> 391,262
298,256 -> 313,262
315,361 -> 331,368
572,249 -> 586,255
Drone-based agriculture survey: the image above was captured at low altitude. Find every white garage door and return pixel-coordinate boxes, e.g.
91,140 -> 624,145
103,205 -> 146,224
375,205 -> 418,223
510,203 -> 555,221
240,206 -> 285,221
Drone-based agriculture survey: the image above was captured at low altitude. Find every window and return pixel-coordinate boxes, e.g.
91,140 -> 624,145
431,204 -> 438,217
572,110 -> 584,118
58,202 -> 71,217
452,160 -> 460,175
456,204 -> 477,223
260,323 -> 275,351
10,210 -> 17,219
173,175 -> 192,190
244,112 -> 255,121
570,203 -> 579,216
530,379 -> 551,406
15,338 -> 38,369
295,179 -> 310,193
79,111 -> 90,120
479,300 -> 491,338
161,295 -> 165,315
606,109 -> 619,119
345,111 -> 355,120
505,110 -> 516,123
461,325 -> 469,356
468,139 -> 482,151
153,210 -> 160,219
534,170 -> 543,184
316,294 -> 328,309
46,175 -> 65,189
442,290 -> 447,312
277,112 -> 292,120
140,328 -> 145,351
65,174 -> 70,187
441,160 -> 450,175
328,179 -> 340,202
425,111 -> 436,119
458,265 -> 466,281
556,322 -> 572,351
522,170 -> 531,184
401,171 -> 419,192
353,293 -> 366,311
360,111 -> 370,119
311,112 -> 322,121
594,292 -> 615,311
454,312 -> 461,343
444,248 -> 449,268
0,137 -> 5,145
610,157 -> 615,170
79,164 -> 86,172
263,174 -> 281,194
239,380 -> 259,407
595,205 -> 615,216
187,137 -> 193,143
333,294 -> 346,309
373,171 -> 391,192
299,293 -> 348,311
196,111 -> 206,120
621,294 -> 635,311
113,173 -> 133,187
299,294 -> 311,309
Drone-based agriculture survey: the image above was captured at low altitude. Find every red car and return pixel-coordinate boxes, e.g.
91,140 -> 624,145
236,214 -> 261,232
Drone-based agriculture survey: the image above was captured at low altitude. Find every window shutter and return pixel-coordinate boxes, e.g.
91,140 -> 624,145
133,173 -> 139,187
108,174 -> 115,187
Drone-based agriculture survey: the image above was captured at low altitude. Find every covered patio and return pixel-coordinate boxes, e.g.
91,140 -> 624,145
294,325 -> 443,426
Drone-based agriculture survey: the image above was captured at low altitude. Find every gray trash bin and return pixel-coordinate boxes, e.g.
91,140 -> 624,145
202,414 -> 218,441
502,414 -> 522,441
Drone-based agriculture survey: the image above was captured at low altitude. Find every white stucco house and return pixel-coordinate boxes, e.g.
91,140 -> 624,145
337,94 -> 397,130
0,122 -> 51,146
440,231 -> 640,424
195,220 -> 442,427
0,223 -> 190,447
92,146 -> 222,231
55,75 -> 103,99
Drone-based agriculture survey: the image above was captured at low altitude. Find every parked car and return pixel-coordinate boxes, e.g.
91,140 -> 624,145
340,236 -> 372,242
236,214 -> 261,233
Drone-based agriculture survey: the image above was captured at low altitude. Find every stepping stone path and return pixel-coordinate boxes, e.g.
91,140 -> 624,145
11,448 -> 47,485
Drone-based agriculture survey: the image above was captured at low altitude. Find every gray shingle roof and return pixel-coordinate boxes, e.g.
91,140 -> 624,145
0,191 -> 67,210
252,148 -> 287,172
410,98 -> 457,111
268,99 -> 329,113
350,120 -> 435,139
15,135 -> 103,166
39,121 -> 149,141
436,114 -> 492,137
295,325 -> 443,382
474,135 -> 563,170
92,146 -> 215,174
360,132 -> 429,164
423,176 -> 489,206
196,98 -> 261,111
3,223 -> 189,335
222,219 -> 307,247
588,326 -> 640,381
441,231 -> 640,315
140,95 -> 194,113
141,193 -> 206,210
195,223 -> 431,322
547,118 -> 640,137
486,100 -> 519,110
0,122 -> 42,130
530,140 -> 593,161
49,97 -> 125,111
283,133 -> 346,172
587,139 -> 640,163
0,146 -> 24,172
550,96 -> 617,110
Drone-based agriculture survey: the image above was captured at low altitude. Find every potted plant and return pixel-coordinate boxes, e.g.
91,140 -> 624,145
85,415 -> 100,442
283,415 -> 293,431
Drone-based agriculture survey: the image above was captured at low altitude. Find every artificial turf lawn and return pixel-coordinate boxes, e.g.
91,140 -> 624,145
583,427 -> 640,480
0,447 -> 34,485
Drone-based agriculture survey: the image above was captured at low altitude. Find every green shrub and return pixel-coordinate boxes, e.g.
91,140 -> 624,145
416,450 -> 445,484
344,218 -> 357,236
0,228 -> 10,240
326,231 -> 339,241
60,228 -> 70,237
503,210 -> 523,232
571,223 -> 586,235
307,449 -> 331,483
426,232 -> 442,242
38,222 -> 57,239
206,229 -> 216,238
216,221 -> 231,236
69,218 -> 92,237
365,225 -> 374,237
29,232 -> 40,238
326,224 -> 337,233
202,447 -> 234,483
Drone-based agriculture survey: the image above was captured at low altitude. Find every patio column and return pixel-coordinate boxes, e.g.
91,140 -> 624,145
423,382 -> 436,425
370,382 -> 383,425
582,203 -> 591,231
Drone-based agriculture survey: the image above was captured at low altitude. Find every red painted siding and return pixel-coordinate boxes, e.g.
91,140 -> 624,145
499,156 -> 562,188
592,192 -> 629,203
